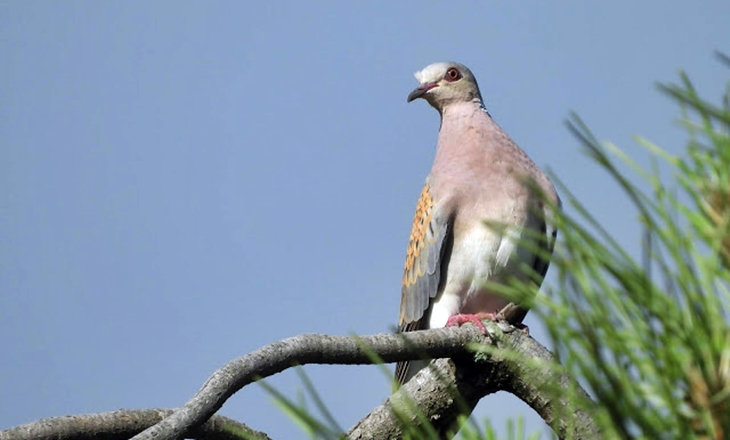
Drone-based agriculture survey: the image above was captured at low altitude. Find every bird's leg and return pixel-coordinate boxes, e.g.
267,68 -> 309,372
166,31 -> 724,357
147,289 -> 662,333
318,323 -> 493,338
445,313 -> 497,336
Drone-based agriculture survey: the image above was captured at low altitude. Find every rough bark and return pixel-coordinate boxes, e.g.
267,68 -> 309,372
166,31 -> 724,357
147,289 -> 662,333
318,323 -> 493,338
0,409 -> 270,440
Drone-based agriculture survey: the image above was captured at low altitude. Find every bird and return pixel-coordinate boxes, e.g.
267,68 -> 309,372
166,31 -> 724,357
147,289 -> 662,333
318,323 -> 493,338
395,62 -> 561,386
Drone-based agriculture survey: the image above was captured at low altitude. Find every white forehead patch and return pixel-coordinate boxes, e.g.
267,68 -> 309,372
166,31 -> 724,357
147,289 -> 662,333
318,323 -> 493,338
414,62 -> 452,84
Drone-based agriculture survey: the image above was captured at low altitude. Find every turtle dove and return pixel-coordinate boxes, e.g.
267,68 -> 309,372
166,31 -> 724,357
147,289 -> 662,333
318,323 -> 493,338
395,62 -> 561,386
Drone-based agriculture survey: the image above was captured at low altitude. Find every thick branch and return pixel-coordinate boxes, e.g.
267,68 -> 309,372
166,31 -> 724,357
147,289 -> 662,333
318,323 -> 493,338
348,320 -> 600,439
0,409 -> 270,440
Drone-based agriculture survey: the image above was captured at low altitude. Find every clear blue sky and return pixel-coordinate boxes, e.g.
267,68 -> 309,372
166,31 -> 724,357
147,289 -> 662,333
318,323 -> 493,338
2,2 -> 728,438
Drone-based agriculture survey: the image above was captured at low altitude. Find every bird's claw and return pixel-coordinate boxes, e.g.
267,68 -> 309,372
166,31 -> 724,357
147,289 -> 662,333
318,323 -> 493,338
445,313 -> 497,336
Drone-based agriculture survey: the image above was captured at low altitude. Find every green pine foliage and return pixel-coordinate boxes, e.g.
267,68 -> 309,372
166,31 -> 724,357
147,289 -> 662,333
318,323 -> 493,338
533,52 -> 730,439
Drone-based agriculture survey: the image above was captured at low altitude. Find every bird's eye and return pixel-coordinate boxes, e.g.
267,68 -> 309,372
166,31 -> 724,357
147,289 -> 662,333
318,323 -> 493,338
445,68 -> 461,82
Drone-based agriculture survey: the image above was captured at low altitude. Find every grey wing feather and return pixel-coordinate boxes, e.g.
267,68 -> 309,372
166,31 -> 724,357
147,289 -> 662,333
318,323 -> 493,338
399,212 -> 450,326
396,210 -> 451,386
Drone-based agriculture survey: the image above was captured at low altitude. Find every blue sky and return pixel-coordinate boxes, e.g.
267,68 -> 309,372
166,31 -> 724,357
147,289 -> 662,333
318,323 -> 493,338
2,2 -> 728,438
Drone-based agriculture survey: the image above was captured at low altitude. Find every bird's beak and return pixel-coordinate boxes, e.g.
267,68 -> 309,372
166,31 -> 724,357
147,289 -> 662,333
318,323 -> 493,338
407,83 -> 438,102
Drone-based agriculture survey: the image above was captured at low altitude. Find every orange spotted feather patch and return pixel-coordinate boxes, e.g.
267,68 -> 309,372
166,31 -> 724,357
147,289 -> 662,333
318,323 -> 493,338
402,184 -> 435,288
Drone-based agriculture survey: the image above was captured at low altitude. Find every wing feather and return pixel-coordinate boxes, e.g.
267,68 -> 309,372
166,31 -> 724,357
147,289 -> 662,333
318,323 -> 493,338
395,182 -> 451,385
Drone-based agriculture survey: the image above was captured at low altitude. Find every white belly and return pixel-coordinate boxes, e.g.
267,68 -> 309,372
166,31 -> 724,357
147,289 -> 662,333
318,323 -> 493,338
428,225 -> 533,328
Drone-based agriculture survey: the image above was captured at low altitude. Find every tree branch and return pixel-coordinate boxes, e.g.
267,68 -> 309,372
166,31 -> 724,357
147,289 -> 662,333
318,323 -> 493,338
0,409 -> 271,440
125,326 -> 484,440
348,320 -> 600,439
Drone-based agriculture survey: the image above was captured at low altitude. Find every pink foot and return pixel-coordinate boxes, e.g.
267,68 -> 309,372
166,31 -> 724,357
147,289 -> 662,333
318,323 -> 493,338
445,313 -> 497,335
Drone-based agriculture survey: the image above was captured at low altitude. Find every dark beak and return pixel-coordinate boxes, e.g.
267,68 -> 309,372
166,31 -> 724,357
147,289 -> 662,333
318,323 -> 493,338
407,83 -> 438,102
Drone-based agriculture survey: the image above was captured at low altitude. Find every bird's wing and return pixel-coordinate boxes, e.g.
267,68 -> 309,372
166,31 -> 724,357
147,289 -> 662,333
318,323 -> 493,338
395,182 -> 451,385
510,195 -> 561,324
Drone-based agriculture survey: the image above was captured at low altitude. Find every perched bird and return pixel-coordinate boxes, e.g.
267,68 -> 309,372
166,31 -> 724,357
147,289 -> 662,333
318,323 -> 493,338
396,62 -> 560,386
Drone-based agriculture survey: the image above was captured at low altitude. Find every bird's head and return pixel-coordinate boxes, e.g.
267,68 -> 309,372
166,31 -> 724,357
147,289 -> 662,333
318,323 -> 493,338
407,62 -> 483,110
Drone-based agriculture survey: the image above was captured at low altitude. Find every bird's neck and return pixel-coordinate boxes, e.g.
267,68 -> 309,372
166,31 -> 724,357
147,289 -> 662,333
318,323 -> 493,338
431,100 -> 499,178
438,98 -> 491,125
